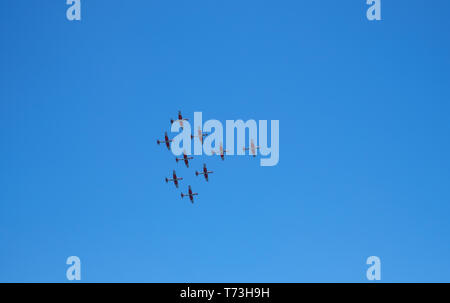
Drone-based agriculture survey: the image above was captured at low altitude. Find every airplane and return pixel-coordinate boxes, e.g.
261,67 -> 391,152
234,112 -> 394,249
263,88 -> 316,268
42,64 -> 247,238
191,126 -> 209,143
243,139 -> 260,157
176,151 -> 193,168
165,170 -> 183,188
195,163 -> 213,182
170,110 -> 189,128
156,132 -> 172,150
181,185 -> 198,203
212,142 -> 228,161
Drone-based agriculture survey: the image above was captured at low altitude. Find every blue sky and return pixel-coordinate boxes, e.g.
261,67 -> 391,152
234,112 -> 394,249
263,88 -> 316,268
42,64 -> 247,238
1,0 -> 450,282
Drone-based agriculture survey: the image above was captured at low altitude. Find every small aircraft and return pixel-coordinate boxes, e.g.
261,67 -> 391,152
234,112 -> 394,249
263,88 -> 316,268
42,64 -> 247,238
156,132 -> 172,150
243,139 -> 260,157
212,142 -> 228,161
181,185 -> 198,203
191,126 -> 209,143
170,110 -> 189,129
195,163 -> 213,182
165,170 -> 183,188
176,151 -> 193,168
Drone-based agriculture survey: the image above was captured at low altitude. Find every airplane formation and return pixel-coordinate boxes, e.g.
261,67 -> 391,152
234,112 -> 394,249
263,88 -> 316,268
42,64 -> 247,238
157,111 -> 214,204
158,110 -> 256,204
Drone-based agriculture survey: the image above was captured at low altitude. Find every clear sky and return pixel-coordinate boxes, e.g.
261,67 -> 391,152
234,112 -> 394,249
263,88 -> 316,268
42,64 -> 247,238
1,0 -> 450,282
